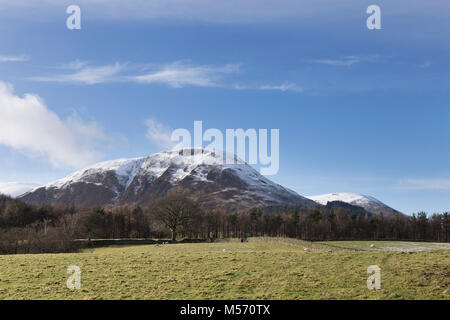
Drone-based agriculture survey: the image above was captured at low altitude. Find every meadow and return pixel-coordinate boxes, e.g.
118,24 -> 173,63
0,238 -> 448,300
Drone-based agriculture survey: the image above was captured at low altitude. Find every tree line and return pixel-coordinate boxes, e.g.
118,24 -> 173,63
0,193 -> 449,254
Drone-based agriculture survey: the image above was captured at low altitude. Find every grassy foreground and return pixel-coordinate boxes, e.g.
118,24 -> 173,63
0,238 -> 449,300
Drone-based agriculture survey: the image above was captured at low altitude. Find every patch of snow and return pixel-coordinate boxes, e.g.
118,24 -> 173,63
369,242 -> 450,252
39,157 -> 143,190
307,192 -> 385,206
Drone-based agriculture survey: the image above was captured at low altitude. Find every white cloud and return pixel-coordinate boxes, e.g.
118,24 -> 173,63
258,82 -> 303,93
30,60 -> 302,93
0,81 -> 107,168
396,179 -> 450,190
0,55 -> 30,62
32,62 -> 124,85
30,61 -> 240,88
232,82 -> 303,93
0,182 -> 40,197
132,62 -> 240,88
144,118 -> 176,150
62,59 -> 89,70
308,56 -> 379,67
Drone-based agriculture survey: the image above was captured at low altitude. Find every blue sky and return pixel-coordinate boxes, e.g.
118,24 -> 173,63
0,0 -> 449,214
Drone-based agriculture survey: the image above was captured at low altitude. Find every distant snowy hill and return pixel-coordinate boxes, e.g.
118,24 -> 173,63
21,149 -> 317,210
0,182 -> 40,198
306,192 -> 402,216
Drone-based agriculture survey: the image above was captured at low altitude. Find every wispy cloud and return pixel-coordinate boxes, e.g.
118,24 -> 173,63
308,55 -> 379,67
0,55 -> 30,62
418,61 -> 431,68
132,62 -> 240,88
396,179 -> 450,190
30,60 -> 240,88
0,81 -> 108,168
144,118 -> 176,149
62,59 -> 89,70
258,82 -> 303,93
232,82 -> 303,93
29,60 -> 302,93
31,62 -> 125,85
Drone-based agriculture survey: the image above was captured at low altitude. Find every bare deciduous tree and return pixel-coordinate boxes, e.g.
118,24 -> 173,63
154,194 -> 201,241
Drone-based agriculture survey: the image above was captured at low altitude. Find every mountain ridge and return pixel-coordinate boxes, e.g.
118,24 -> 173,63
20,148 -> 317,210
306,192 -> 402,216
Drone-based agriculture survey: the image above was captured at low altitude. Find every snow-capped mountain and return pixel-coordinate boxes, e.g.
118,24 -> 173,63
306,192 -> 401,216
0,182 -> 40,198
20,149 -> 317,210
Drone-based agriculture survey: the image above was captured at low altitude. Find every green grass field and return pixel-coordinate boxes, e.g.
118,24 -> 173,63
0,238 -> 449,300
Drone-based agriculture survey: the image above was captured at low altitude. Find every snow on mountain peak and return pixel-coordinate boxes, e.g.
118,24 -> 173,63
306,192 -> 401,216
36,148 -> 256,191
306,192 -> 383,206
21,148 -> 313,209
36,157 -> 144,191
